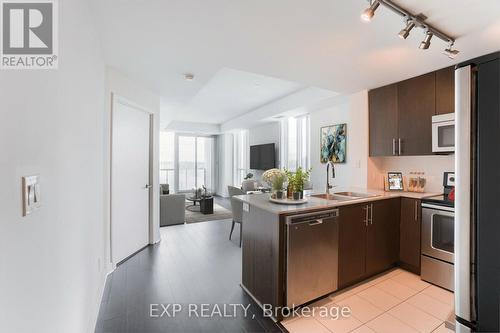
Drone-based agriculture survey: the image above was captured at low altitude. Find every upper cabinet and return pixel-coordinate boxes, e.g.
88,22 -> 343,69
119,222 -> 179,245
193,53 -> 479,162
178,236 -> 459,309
369,66 -> 455,156
398,72 -> 436,155
368,84 -> 399,157
436,66 -> 455,115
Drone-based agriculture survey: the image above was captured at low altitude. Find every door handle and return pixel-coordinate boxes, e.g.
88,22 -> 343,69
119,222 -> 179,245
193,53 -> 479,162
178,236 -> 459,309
392,138 -> 396,156
398,138 -> 402,155
144,184 -> 152,189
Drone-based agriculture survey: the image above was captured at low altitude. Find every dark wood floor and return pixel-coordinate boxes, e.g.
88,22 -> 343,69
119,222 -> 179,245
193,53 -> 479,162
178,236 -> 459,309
95,198 -> 281,333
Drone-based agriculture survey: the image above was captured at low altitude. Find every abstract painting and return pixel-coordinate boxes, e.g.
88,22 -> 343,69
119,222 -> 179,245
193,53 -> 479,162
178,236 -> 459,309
320,124 -> 346,163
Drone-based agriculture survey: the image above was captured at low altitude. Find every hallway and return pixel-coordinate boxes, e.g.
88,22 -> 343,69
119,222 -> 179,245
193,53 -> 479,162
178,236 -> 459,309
95,219 -> 281,332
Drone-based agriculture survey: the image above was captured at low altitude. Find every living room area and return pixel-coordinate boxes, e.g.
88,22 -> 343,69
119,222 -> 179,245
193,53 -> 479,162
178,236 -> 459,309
158,114 -> 311,243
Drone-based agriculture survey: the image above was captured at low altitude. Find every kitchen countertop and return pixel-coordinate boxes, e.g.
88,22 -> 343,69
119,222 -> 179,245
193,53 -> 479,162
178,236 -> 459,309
234,188 -> 441,215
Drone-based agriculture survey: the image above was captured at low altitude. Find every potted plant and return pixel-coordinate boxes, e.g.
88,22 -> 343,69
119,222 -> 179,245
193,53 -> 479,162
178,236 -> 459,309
285,167 -> 311,200
262,168 -> 287,199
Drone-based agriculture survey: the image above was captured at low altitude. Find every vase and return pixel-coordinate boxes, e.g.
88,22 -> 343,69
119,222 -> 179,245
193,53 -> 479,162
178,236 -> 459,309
275,190 -> 284,199
292,192 -> 301,200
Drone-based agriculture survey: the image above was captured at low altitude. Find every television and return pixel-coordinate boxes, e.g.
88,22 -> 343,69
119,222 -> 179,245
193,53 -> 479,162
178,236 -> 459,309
250,143 -> 276,170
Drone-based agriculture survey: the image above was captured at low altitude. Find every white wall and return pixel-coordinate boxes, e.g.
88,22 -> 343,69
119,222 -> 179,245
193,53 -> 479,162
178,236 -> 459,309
105,67 -> 161,269
309,91 -> 369,192
0,0 -> 106,332
215,134 -> 234,197
368,155 -> 454,193
166,120 -> 220,135
248,122 -> 281,181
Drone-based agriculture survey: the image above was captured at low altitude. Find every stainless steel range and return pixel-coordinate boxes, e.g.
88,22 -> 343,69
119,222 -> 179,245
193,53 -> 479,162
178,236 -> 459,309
421,172 -> 455,291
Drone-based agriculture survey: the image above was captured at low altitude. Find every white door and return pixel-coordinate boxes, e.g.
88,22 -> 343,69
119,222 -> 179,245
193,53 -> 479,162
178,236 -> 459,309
111,98 -> 150,264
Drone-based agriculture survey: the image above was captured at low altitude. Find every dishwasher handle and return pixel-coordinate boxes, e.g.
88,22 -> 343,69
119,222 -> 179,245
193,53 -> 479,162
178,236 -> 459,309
286,209 -> 339,225
308,219 -> 324,226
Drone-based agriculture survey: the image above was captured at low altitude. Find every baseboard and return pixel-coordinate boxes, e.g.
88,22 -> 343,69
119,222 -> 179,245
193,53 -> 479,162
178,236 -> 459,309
90,269 -> 113,332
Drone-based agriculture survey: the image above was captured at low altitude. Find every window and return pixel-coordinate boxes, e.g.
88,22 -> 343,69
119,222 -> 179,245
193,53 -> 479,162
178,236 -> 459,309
159,132 -> 215,193
280,115 -> 310,171
177,134 -> 215,192
159,131 -> 175,188
233,130 -> 249,185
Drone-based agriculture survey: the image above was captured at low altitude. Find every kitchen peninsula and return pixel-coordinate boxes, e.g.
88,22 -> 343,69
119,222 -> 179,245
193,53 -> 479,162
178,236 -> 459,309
235,190 -> 438,321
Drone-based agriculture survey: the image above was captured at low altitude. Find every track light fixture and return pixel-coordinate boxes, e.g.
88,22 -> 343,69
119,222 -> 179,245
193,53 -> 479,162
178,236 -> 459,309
443,43 -> 460,59
361,0 -> 459,58
398,19 -> 415,39
419,31 -> 433,50
361,0 -> 380,22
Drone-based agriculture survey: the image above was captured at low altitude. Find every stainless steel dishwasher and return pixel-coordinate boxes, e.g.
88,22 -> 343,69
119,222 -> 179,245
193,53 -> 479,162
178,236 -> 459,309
286,209 -> 339,307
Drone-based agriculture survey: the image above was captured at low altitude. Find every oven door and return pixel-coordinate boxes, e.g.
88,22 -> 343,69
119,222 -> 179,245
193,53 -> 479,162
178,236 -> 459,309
432,115 -> 455,153
421,203 -> 454,263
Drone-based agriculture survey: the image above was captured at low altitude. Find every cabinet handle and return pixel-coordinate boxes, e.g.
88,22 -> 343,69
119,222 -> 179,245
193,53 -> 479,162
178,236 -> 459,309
398,138 -> 402,155
364,206 -> 369,226
392,138 -> 396,156
370,204 -> 373,225
414,201 -> 418,221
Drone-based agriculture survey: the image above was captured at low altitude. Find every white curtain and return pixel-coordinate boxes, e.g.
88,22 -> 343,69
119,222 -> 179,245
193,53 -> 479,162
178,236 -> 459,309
233,130 -> 249,185
280,115 -> 310,171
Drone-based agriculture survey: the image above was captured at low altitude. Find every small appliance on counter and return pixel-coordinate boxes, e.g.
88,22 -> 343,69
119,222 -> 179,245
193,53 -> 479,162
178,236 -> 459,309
420,172 -> 455,291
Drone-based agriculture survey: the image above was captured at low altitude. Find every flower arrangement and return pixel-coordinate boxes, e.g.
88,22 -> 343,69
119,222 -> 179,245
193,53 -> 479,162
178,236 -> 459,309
262,169 -> 287,191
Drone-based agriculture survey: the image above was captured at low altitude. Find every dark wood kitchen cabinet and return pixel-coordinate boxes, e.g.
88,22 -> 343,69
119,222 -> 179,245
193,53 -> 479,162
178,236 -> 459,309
366,198 -> 401,276
369,83 -> 399,156
339,198 -> 400,287
397,72 -> 436,155
435,66 -> 455,115
369,66 -> 454,156
338,204 -> 368,287
399,198 -> 422,274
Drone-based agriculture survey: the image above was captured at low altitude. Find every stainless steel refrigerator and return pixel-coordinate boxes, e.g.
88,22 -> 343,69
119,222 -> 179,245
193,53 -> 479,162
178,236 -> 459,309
455,52 -> 500,333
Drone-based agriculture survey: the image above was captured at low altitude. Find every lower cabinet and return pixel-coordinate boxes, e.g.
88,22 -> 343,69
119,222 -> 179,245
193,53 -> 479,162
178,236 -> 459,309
339,198 -> 400,287
338,203 -> 368,287
366,199 -> 401,276
399,198 -> 422,274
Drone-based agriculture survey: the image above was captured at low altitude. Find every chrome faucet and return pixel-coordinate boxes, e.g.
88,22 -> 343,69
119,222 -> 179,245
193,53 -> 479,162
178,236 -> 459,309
326,161 -> 335,194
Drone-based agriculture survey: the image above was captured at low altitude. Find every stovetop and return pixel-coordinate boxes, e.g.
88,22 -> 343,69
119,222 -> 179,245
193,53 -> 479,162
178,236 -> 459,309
422,194 -> 454,208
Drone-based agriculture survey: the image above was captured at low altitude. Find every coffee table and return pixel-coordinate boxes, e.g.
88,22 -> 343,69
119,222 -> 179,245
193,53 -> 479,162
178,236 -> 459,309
186,196 -> 214,215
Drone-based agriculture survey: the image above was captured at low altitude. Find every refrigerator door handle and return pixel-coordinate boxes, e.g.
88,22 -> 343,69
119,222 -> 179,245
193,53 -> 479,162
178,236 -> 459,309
455,65 -> 473,323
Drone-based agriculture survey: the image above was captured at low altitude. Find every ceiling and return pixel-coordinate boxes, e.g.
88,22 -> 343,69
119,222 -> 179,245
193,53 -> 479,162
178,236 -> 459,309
90,0 -> 500,128
170,68 -> 304,124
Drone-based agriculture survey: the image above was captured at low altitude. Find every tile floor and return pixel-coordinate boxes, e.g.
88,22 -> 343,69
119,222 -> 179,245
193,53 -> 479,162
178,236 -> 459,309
283,268 -> 454,333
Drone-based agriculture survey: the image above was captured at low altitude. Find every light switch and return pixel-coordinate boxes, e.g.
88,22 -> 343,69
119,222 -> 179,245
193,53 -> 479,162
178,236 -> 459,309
22,175 -> 40,216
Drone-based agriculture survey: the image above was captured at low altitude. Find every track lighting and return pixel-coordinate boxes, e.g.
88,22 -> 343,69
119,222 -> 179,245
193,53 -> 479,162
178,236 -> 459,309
361,0 -> 459,58
443,44 -> 460,59
361,0 -> 380,22
419,31 -> 433,50
398,19 -> 415,39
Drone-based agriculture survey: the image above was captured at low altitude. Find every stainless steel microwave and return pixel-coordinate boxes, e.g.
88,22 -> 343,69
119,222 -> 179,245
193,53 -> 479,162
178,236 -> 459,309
432,113 -> 455,153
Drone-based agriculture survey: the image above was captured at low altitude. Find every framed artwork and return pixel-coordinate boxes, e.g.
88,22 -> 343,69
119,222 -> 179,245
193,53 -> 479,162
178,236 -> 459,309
388,172 -> 404,191
320,124 -> 347,163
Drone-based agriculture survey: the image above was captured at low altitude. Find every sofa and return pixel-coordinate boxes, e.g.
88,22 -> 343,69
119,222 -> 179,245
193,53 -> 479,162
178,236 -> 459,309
160,184 -> 186,227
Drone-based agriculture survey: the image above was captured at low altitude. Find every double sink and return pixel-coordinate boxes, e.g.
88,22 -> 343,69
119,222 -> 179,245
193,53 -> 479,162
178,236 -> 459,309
311,191 -> 380,201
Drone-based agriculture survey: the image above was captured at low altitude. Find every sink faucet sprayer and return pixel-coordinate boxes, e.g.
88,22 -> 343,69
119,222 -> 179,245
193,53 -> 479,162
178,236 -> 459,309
326,161 -> 335,194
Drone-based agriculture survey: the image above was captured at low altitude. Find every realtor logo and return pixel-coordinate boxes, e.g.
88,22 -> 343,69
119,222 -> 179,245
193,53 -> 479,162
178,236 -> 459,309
1,0 -> 58,69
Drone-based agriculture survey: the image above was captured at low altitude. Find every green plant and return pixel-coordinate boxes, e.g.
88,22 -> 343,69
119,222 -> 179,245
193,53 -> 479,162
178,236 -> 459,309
285,167 -> 311,192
